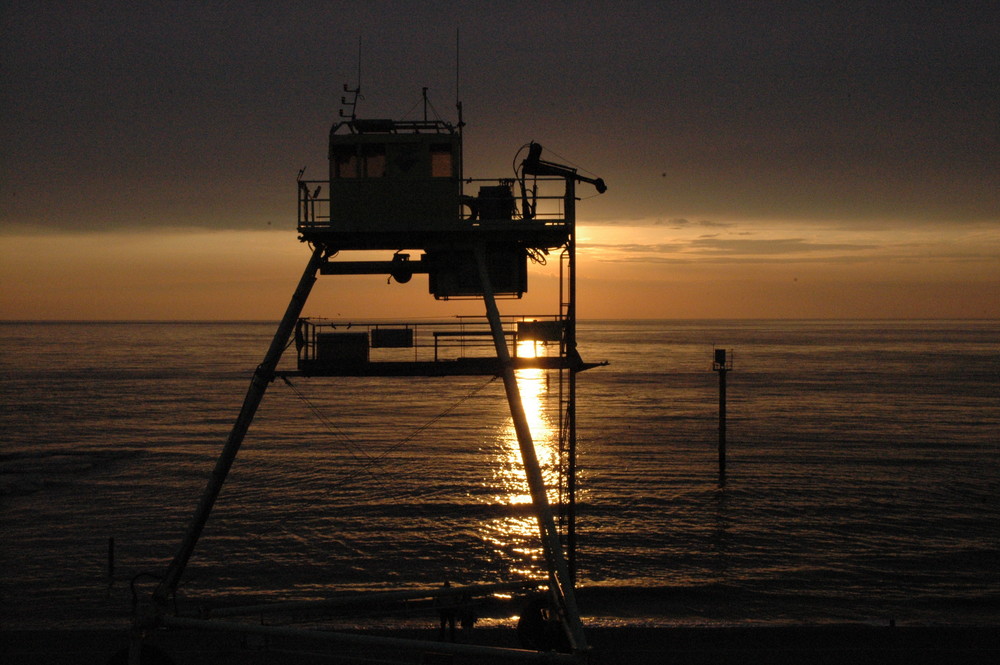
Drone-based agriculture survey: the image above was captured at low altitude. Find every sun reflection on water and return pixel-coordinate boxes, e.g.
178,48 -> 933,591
480,340 -> 562,580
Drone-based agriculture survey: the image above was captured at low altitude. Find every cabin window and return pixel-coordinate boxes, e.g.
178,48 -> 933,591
391,144 -> 422,176
332,146 -> 358,178
363,144 -> 387,178
430,144 -> 453,178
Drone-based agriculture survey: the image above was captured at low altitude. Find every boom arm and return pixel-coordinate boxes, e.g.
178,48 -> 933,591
521,142 -> 607,194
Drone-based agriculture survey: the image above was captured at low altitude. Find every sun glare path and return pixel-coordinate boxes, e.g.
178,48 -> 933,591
479,341 -> 561,580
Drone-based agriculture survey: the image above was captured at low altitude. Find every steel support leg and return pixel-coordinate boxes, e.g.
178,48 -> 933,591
153,244 -> 327,605
473,247 -> 588,653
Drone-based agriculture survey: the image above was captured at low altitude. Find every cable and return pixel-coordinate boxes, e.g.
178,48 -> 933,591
278,375 -> 500,498
279,376 -> 392,493
539,144 -> 601,179
325,375 -> 500,495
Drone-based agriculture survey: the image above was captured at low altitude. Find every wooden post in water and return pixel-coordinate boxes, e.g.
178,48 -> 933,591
712,349 -> 732,486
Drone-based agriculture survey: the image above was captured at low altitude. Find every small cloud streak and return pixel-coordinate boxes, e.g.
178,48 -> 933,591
688,237 -> 876,255
578,220 -> 1000,271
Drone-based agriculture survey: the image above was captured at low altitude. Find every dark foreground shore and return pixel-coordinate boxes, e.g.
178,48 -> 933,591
3,625 -> 998,664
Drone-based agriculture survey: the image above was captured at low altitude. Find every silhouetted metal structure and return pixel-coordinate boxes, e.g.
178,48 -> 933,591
132,95 -> 607,664
713,349 -> 733,486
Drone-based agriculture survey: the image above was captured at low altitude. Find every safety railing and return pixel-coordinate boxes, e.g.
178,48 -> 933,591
293,315 -> 565,375
298,180 -> 331,227
296,178 -> 571,233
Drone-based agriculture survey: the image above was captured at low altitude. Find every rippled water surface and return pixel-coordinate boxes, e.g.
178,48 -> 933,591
1,320 -> 998,628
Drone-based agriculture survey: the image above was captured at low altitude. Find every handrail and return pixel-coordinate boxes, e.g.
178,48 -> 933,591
297,177 -> 570,231
297,179 -> 330,225
294,316 -> 564,368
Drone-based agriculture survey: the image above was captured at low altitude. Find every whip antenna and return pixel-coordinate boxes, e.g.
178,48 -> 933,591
340,35 -> 363,120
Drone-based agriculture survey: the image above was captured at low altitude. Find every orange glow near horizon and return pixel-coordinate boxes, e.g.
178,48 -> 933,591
515,338 -> 540,360
1,225 -> 998,320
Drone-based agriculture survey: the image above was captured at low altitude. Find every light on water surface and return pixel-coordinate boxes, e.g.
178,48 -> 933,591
479,339 -> 562,580
2,321 -> 998,628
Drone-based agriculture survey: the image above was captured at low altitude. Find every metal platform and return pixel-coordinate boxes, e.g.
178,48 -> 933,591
297,224 -> 573,252
290,316 -> 602,377
288,356 -> 604,377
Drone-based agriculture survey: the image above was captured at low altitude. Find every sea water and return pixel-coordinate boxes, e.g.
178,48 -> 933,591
1,320 -> 998,629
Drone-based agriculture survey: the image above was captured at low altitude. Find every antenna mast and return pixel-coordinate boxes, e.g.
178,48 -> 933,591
340,36 -> 363,120
456,28 -> 464,193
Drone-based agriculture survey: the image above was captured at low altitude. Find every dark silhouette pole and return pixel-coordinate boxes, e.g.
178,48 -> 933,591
713,349 -> 732,486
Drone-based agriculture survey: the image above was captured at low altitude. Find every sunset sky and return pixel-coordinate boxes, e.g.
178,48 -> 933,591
2,1 -> 997,320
